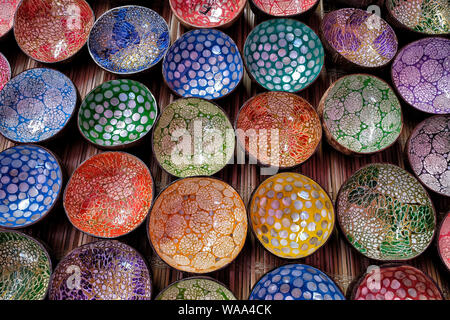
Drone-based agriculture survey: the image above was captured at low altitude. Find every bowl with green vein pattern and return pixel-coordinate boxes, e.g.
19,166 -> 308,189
0,230 -> 52,300
78,79 -> 158,149
243,18 -> 324,92
156,277 -> 236,300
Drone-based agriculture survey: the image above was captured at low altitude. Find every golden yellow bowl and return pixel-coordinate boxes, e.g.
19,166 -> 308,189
249,172 -> 335,259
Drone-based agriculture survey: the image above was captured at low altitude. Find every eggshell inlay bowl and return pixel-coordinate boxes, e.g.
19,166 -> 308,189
251,0 -> 318,17
0,52 -> 10,91
0,0 -> 20,38
438,213 -> 450,271
156,277 -> 236,300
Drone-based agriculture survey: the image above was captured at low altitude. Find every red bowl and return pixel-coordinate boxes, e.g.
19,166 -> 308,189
251,0 -> 318,17
0,0 -> 20,39
438,212 -> 450,272
0,52 -> 10,91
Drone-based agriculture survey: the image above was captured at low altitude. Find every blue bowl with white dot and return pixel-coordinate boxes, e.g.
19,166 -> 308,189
162,28 -> 244,100
249,264 -> 345,300
0,145 -> 63,229
0,68 -> 77,143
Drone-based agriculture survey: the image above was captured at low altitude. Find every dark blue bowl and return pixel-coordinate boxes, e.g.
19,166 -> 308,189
162,29 -> 244,100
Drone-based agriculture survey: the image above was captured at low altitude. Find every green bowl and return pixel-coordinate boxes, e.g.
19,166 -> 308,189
78,79 -> 158,149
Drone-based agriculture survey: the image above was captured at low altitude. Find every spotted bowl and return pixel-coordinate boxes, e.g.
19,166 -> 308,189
0,0 -> 20,39
250,0 -> 319,17
0,52 -> 10,91
437,212 -> 450,272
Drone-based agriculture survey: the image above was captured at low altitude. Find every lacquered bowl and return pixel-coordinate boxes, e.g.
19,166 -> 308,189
236,92 -> 321,168
406,115 -> 449,197
78,79 -> 158,149
13,0 -> 94,63
0,230 -> 51,300
337,163 -> 436,261
88,5 -> 170,75
0,145 -> 63,229
152,98 -> 235,178
0,68 -> 78,143
352,264 -> 443,300
163,28 -> 243,100
49,240 -> 152,300
386,0 -> 449,35
321,8 -> 398,69
148,177 -> 247,274
391,37 -> 450,115
169,0 -> 246,29
63,152 -> 154,238
438,213 -> 450,272
249,172 -> 335,259
244,18 -> 324,92
0,51 -> 10,91
0,0 -> 20,39
250,0 -> 319,17
336,0 -> 375,7
156,276 -> 236,300
249,264 -> 345,300
318,74 -> 403,156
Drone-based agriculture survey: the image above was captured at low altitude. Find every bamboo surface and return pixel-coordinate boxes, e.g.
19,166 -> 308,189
1,0 -> 449,300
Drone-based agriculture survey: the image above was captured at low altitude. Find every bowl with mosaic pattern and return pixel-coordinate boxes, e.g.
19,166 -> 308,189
437,212 -> 450,272
0,0 -> 20,39
0,52 -> 11,91
249,0 -> 319,17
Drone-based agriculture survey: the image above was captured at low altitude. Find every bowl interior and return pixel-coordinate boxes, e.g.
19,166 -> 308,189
153,98 -> 235,177
321,74 -> 402,154
237,92 -> 321,168
78,79 -> 158,148
244,18 -> 324,92
322,8 -> 398,68
0,52 -> 11,91
163,29 -> 243,99
148,177 -> 247,273
64,152 -> 153,238
337,164 -> 435,261
88,6 -> 169,74
438,213 -> 450,271
0,0 -> 20,38
252,0 -> 318,16
157,277 -> 236,300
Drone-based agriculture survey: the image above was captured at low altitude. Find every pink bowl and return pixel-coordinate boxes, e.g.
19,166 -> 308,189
0,52 -> 10,91
0,0 -> 20,39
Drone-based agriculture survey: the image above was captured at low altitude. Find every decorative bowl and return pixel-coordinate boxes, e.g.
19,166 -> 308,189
249,172 -> 335,259
406,115 -> 449,197
88,5 -> 170,75
336,0 -> 376,7
321,8 -> 398,69
391,37 -> 450,115
152,98 -> 235,178
0,68 -> 78,143
243,18 -> 324,92
148,177 -> 247,274
156,276 -> 236,300
63,152 -> 154,238
336,163 -> 436,261
318,74 -> 403,156
250,0 -> 319,17
48,240 -> 152,300
169,0 -> 246,29
0,230 -> 52,300
386,0 -> 449,35
0,0 -> 20,39
0,52 -> 10,91
438,212 -> 450,271
249,264 -> 345,300
352,264 -> 443,300
0,145 -> 63,229
163,28 -> 243,99
78,79 -> 158,149
236,92 -> 321,168
13,0 -> 94,63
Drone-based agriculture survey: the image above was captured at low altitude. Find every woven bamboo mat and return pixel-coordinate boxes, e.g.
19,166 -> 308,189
1,0 -> 449,300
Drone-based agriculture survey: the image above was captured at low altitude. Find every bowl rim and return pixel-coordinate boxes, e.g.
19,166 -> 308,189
335,162 -> 438,262
13,0 -> 95,64
0,228 -> 53,300
76,78 -> 159,150
317,73 -> 404,156
0,66 -> 79,144
234,91 -> 322,169
242,17 -> 325,93
62,151 -> 155,239
47,238 -> 153,300
161,28 -> 244,101
151,96 -> 236,178
436,212 -> 450,273
246,171 -> 336,260
0,144 -> 64,230
145,175 -> 248,275
0,52 -> 12,87
250,0 -> 320,18
87,5 -> 170,75
0,0 -> 20,40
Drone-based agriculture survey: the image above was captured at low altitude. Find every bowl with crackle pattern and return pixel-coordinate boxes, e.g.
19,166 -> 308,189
0,0 -> 20,39
0,52 -> 10,91
0,230 -> 52,300
391,37 -> 450,115
49,240 -> 152,300
336,163 -> 436,261
438,212 -> 450,272
169,0 -> 246,29
321,8 -> 398,69
88,5 -> 170,75
13,0 -> 94,63
318,74 -> 403,156
250,0 -> 319,17
63,152 -> 154,238
78,79 -> 158,149
147,177 -> 248,274
0,68 -> 78,143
